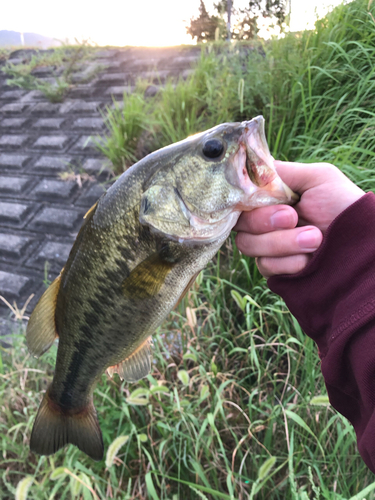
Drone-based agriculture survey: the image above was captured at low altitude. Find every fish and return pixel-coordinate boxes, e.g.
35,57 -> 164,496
26,116 -> 298,461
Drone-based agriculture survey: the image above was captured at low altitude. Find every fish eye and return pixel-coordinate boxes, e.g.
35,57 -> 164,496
202,139 -> 224,159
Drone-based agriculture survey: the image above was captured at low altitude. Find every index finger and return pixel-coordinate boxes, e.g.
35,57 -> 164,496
234,204 -> 298,235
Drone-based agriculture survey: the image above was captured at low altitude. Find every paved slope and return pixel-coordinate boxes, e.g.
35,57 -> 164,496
0,46 -> 199,329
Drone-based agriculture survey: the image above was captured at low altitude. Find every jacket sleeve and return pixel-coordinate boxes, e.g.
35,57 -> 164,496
268,192 -> 375,473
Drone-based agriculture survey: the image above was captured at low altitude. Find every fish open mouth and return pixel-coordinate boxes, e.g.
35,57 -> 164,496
228,116 -> 298,209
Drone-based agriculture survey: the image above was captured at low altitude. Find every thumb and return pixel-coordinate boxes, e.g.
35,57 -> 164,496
274,160 -> 332,194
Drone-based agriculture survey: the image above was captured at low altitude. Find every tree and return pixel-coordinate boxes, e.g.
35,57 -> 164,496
186,0 -> 287,42
186,0 -> 226,43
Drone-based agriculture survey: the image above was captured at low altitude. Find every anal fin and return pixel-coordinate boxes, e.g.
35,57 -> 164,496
107,337 -> 153,382
26,275 -> 61,358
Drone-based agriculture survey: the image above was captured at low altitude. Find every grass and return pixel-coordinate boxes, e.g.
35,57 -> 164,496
0,48 -> 12,64
2,0 -> 375,498
2,252 -> 374,499
95,92 -> 152,171
1,41 -> 101,102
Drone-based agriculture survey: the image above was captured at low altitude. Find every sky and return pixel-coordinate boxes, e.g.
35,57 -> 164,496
2,0 -> 347,47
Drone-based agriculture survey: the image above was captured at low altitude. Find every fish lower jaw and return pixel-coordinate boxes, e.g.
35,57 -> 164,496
183,210 -> 241,244
237,178 -> 298,209
143,200 -> 242,245
156,210 -> 241,246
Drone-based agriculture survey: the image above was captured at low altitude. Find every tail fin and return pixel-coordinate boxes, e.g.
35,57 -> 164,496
30,388 -> 103,461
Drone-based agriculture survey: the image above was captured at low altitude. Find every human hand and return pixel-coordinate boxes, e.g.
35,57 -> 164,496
235,161 -> 365,278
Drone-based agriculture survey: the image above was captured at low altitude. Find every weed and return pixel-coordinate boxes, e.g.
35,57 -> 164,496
95,93 -> 152,171
0,47 -> 11,64
0,294 -> 34,322
2,41 -> 100,103
58,165 -> 95,188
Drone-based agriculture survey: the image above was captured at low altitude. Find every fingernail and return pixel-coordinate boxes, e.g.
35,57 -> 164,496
296,229 -> 321,250
270,209 -> 294,229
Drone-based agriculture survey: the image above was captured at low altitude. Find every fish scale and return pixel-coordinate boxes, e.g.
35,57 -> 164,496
26,116 -> 298,460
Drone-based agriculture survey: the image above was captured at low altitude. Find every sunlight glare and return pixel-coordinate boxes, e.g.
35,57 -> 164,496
2,0 -> 348,47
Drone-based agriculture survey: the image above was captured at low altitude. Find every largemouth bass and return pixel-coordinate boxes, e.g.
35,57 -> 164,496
26,116 -> 297,461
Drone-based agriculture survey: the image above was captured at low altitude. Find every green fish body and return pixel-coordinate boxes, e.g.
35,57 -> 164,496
26,116 -> 297,460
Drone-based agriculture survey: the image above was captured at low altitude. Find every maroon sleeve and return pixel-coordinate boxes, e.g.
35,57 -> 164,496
268,192 -> 375,473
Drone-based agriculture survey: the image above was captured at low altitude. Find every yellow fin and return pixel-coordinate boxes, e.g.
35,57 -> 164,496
30,387 -> 103,461
83,201 -> 98,219
107,337 -> 152,382
26,275 -> 61,358
122,253 -> 175,300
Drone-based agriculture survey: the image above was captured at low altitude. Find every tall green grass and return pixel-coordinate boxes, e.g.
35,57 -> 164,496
3,0 -> 375,498
263,0 -> 375,190
2,250 -> 374,499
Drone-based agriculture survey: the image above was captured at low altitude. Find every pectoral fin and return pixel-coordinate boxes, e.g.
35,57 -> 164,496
107,337 -> 152,382
26,275 -> 61,358
122,253 -> 175,300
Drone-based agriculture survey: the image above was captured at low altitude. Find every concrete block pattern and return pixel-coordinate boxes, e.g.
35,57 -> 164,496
33,102 -> 63,114
0,118 -> 28,128
69,101 -> 103,113
0,154 -> 29,168
0,176 -> 31,194
0,270 -> 30,298
0,46 -> 203,318
73,118 -> 104,130
33,118 -> 66,129
0,102 -> 31,113
34,241 -> 73,267
72,135 -> 101,152
31,207 -> 83,231
32,156 -> 72,173
77,183 -> 106,206
0,233 -> 31,259
32,135 -> 69,149
105,85 -> 133,97
0,135 -> 28,147
0,90 -> 27,99
82,158 -> 111,175
0,201 -> 31,224
20,90 -> 45,101
30,179 -> 78,200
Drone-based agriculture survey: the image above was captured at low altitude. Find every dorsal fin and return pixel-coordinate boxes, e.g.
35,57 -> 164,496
26,275 -> 61,358
83,201 -> 98,220
107,337 -> 152,382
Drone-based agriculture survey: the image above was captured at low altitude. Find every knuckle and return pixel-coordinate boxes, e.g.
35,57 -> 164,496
318,162 -> 339,176
293,254 -> 310,272
235,232 -> 253,256
257,256 -> 273,276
